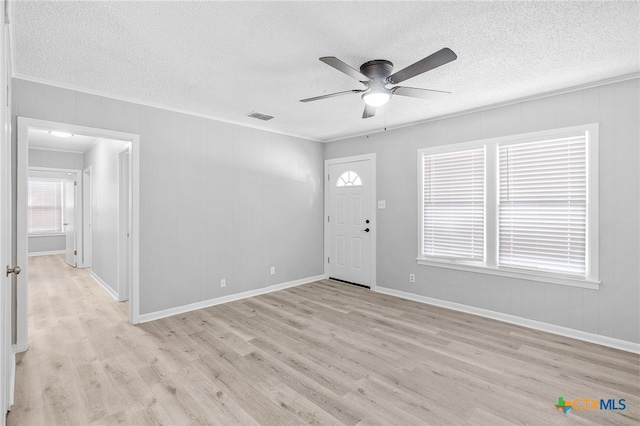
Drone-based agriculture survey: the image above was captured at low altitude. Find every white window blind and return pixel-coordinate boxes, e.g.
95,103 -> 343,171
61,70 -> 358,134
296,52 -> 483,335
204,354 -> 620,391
499,135 -> 587,276
28,180 -> 63,234
422,147 -> 484,261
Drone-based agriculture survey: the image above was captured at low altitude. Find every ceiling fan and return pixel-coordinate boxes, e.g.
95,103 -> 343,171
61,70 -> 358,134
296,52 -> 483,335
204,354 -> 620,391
300,48 -> 457,119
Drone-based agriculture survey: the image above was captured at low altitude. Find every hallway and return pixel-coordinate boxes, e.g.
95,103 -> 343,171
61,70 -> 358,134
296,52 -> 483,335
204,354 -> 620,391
8,255 -> 137,424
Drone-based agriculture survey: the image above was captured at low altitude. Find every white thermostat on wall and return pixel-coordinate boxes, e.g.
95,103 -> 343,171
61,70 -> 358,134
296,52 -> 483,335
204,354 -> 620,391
377,200 -> 386,209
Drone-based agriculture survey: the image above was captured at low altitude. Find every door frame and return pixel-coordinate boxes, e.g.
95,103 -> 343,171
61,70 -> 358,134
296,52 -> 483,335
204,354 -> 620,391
16,117 -> 141,352
81,166 -> 92,269
62,173 -> 80,267
0,0 -> 11,418
324,154 -> 377,291
117,146 -> 131,303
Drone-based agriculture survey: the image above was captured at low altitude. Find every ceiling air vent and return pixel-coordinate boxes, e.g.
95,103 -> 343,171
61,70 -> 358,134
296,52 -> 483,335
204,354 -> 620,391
246,111 -> 274,121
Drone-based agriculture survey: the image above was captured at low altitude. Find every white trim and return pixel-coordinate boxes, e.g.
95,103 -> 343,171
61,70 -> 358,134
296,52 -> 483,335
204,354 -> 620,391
329,73 -> 639,143
139,275 -> 325,323
90,271 -> 118,301
28,233 -> 65,238
28,146 -> 93,155
376,286 -> 640,354
12,76 -> 322,143
117,145 -> 131,304
416,259 -> 600,290
17,118 -> 141,349
28,250 -> 66,257
324,154 -> 377,291
81,166 -> 92,269
14,73 -> 637,144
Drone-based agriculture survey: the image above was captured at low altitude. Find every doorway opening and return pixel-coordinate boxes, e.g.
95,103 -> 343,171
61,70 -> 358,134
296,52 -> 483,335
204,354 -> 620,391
16,117 -> 140,352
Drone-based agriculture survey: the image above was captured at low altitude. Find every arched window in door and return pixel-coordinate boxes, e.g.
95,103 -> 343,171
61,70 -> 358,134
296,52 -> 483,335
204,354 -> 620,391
336,171 -> 362,187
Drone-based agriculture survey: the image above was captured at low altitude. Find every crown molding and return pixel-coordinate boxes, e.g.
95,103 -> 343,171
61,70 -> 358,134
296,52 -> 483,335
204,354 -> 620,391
13,72 -> 638,144
12,74 -> 323,143
326,72 -> 640,143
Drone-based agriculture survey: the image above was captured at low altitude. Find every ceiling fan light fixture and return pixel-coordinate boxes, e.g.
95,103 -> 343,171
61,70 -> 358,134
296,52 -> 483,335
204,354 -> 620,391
49,130 -> 73,138
362,91 -> 390,107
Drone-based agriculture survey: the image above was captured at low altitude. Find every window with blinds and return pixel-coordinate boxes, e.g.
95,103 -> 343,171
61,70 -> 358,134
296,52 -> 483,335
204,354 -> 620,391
499,136 -> 586,275
417,123 -> 598,287
421,147 -> 485,261
28,180 -> 63,234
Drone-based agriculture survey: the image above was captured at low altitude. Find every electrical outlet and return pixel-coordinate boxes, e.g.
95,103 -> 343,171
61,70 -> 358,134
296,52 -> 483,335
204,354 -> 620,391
409,273 -> 415,283
270,266 -> 275,275
220,278 -> 226,288
377,200 -> 386,209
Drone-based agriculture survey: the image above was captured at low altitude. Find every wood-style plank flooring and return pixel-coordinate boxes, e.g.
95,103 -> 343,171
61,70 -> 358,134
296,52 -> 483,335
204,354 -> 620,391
8,254 -> 640,425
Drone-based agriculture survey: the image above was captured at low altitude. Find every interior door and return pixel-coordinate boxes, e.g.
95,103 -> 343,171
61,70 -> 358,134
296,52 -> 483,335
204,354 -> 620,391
64,178 -> 76,267
1,0 -> 14,418
0,117 -> 10,423
118,148 -> 130,301
82,167 -> 91,268
327,160 -> 372,287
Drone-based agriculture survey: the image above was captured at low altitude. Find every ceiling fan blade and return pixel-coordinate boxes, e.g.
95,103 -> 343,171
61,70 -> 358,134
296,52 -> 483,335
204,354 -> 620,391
300,89 -> 364,103
362,104 -> 376,119
392,86 -> 451,99
320,57 -> 369,82
387,48 -> 457,84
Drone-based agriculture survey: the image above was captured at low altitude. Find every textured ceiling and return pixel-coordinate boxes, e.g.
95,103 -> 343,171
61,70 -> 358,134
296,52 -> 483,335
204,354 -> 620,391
29,129 -> 97,153
12,1 -> 640,142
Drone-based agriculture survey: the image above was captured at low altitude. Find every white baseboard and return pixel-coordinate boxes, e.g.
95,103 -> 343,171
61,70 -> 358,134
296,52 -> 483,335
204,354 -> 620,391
376,286 -> 640,355
90,271 -> 118,301
139,274 -> 324,323
28,250 -> 65,257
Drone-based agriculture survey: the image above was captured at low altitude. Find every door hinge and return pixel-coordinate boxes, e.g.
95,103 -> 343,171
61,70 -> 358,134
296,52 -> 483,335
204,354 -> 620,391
327,216 -> 330,222
74,250 -> 77,255
74,181 -> 77,186
327,174 -> 330,181
327,257 -> 330,264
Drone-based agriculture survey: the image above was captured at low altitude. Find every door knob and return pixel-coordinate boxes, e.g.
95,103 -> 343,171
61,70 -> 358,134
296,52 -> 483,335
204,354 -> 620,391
6,266 -> 21,277
361,228 -> 370,233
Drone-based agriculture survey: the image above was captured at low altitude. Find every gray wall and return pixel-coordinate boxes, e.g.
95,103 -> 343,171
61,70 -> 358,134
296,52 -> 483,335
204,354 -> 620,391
325,78 -> 640,345
28,235 -> 65,255
83,138 -> 127,293
14,78 -> 324,315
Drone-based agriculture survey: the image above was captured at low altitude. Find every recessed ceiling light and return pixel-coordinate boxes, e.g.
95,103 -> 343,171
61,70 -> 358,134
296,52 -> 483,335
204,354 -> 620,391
49,131 -> 73,138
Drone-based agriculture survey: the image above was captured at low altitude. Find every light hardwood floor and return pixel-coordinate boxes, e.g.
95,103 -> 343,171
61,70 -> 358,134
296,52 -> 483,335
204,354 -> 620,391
7,254 -> 640,425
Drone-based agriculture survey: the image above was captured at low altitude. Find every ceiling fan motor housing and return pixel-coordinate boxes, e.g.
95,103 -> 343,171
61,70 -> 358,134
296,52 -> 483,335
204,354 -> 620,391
360,59 -> 394,80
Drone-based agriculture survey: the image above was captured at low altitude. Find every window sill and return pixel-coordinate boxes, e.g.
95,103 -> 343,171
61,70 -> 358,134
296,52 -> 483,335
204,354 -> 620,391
28,233 -> 65,238
416,258 -> 600,290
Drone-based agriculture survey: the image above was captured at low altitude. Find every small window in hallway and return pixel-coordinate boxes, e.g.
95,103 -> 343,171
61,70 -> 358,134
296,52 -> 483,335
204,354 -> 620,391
28,179 -> 64,234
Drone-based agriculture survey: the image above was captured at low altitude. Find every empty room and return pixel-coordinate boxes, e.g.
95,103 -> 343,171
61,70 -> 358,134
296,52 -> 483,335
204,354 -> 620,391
0,1 -> 638,425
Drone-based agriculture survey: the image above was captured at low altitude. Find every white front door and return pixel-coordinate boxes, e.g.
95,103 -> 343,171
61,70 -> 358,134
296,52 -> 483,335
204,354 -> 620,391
326,157 -> 375,287
64,178 -> 77,267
